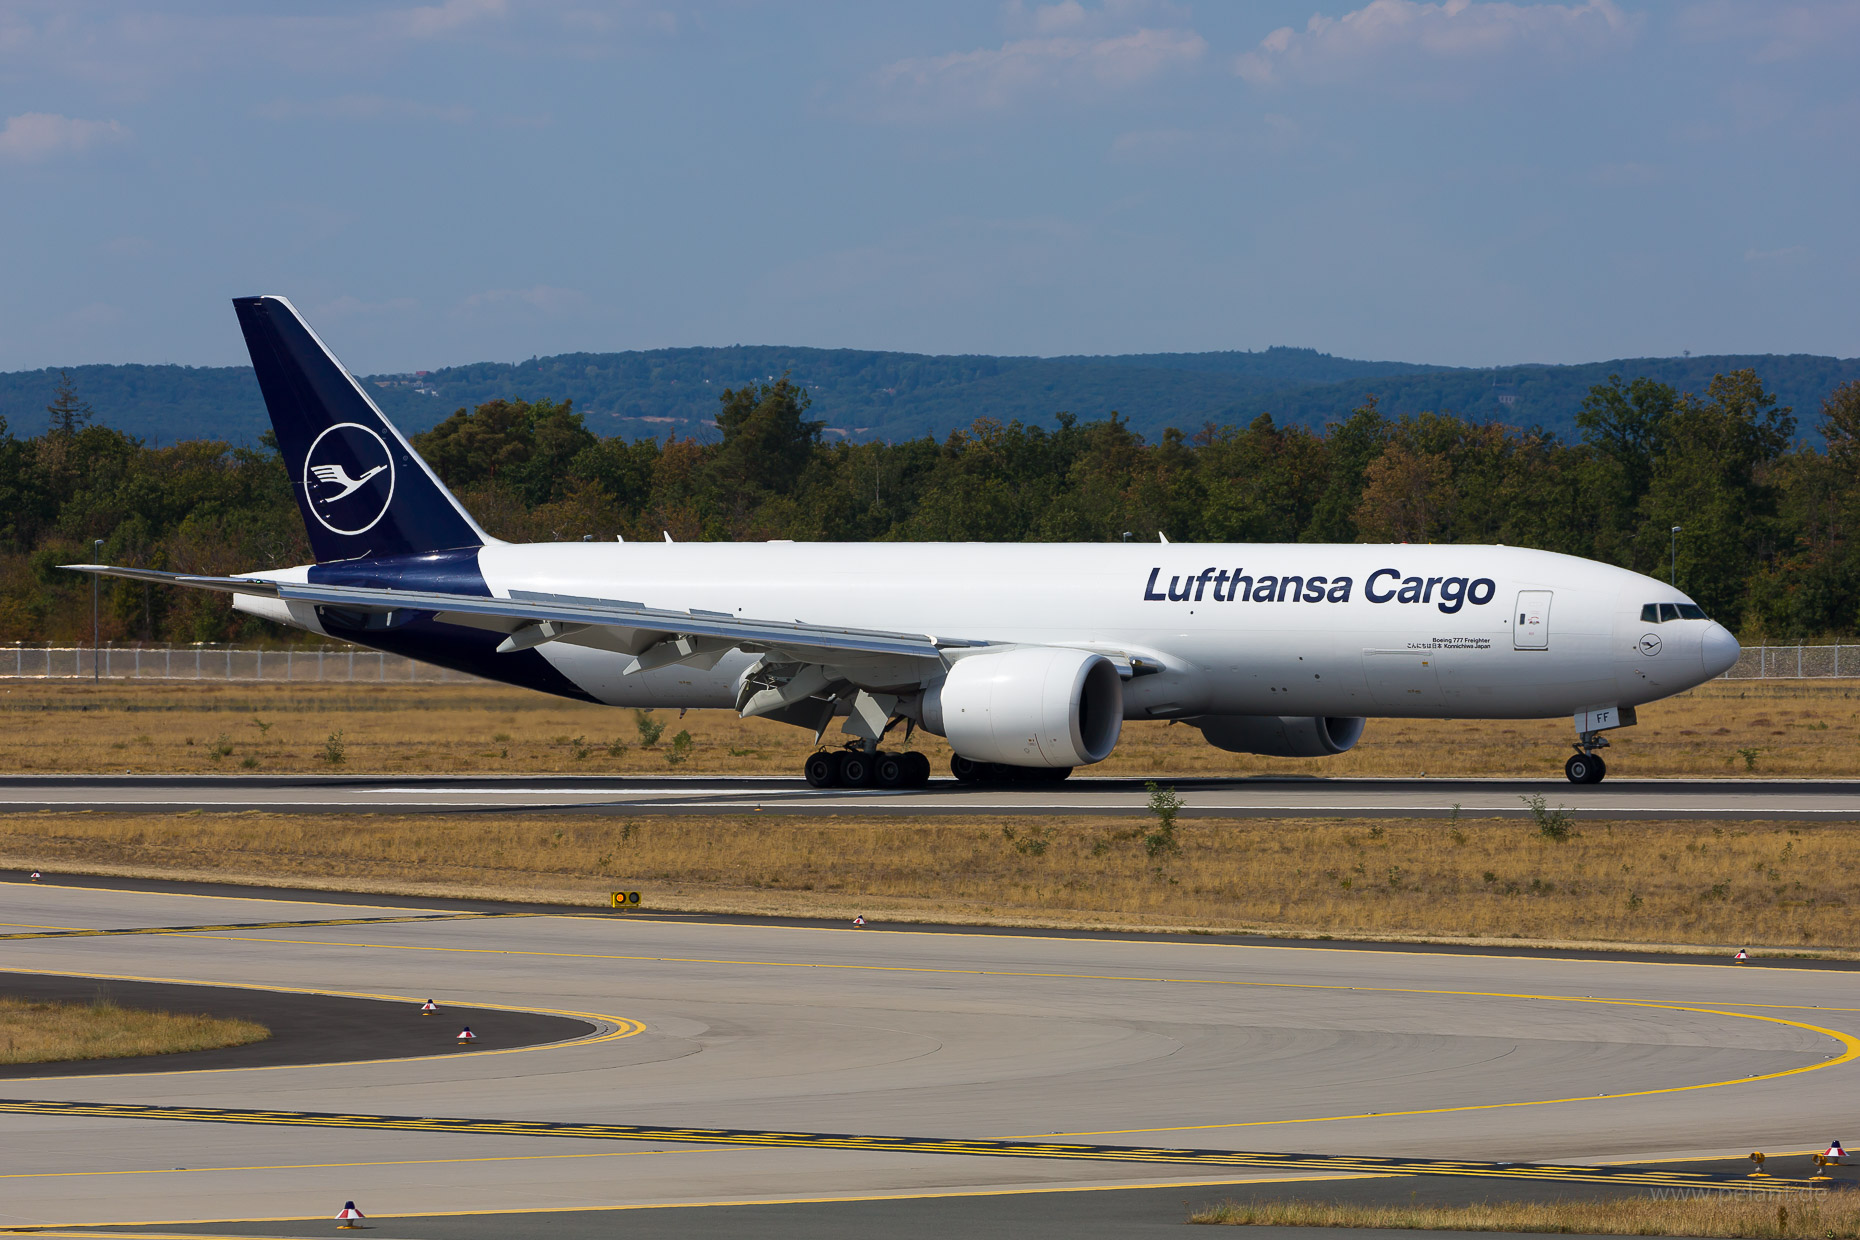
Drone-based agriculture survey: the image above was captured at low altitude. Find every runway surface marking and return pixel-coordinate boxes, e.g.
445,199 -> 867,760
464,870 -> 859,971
0,912 -> 528,942
0,966 -> 645,1078
0,1146 -> 692,1181
129,922 -> 1860,1127
0,1174 -> 1407,1236
0,1098 -> 1831,1194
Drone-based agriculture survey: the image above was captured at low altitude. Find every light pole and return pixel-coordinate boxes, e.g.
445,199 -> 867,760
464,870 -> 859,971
1670,525 -> 1682,586
92,539 -> 103,682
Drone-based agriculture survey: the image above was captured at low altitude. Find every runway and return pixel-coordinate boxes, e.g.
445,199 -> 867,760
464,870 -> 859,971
3,772 -> 1859,818
1,881 -> 1857,1233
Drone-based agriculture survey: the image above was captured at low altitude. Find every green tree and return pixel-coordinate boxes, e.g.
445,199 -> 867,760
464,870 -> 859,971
709,376 -> 822,499
1641,370 -> 1794,625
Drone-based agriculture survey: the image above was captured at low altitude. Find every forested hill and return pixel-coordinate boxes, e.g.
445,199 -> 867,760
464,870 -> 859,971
1,345 -> 1856,446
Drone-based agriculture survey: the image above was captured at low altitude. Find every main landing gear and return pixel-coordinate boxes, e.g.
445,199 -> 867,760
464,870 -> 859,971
1565,731 -> 1610,784
804,748 -> 932,789
949,755 -> 1072,784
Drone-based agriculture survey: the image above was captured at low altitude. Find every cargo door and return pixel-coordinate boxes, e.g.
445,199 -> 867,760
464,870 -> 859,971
1514,590 -> 1551,650
1363,650 -> 1444,711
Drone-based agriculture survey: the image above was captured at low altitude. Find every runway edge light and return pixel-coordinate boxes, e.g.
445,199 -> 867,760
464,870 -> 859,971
1734,948 -> 1748,962
457,1025 -> 475,1045
1825,1140 -> 1846,1161
336,1200 -> 365,1228
1748,1151 -> 1768,1177
421,999 -> 437,1014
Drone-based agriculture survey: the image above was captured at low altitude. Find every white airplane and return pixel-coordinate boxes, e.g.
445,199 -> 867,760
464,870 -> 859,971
68,296 -> 1740,787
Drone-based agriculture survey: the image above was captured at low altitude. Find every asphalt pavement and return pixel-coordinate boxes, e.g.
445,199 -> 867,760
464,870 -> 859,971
2,772 -> 1856,818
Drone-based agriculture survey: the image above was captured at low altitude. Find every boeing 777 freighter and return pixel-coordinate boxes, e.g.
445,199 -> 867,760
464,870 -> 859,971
68,297 -> 1741,786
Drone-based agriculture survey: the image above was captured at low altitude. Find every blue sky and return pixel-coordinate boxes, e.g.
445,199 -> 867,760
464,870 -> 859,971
0,1 -> 1854,372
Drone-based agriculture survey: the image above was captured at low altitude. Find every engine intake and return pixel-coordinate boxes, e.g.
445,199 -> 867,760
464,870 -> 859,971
923,647 -> 1123,768
1192,715 -> 1365,758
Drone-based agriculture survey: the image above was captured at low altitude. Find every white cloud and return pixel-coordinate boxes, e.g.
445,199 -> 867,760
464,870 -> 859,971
1675,2 -> 1860,64
261,95 -> 475,124
458,286 -> 590,315
316,295 -> 422,321
1236,0 -> 1632,87
1744,245 -> 1808,263
0,112 -> 128,160
102,235 -> 156,258
877,25 -> 1206,115
385,0 -> 507,40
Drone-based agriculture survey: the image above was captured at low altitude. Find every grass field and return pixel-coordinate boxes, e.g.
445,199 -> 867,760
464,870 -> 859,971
1188,1194 -> 1860,1236
1,677 -> 1856,778
7,812 -> 1855,950
0,996 -> 268,1064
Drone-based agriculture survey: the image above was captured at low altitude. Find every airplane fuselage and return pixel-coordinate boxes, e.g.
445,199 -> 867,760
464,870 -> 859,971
247,539 -> 1738,723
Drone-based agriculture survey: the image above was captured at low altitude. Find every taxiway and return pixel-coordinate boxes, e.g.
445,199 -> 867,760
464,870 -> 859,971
0,880 -> 1856,1232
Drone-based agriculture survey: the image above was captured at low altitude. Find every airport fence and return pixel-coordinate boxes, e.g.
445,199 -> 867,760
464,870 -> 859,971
1721,645 -> 1858,679
0,645 -> 483,683
0,642 -> 1851,683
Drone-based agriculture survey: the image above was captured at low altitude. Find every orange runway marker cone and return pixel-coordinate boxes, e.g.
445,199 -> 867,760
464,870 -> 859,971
335,1200 -> 365,1228
456,1025 -> 476,1045
420,999 -> 437,1014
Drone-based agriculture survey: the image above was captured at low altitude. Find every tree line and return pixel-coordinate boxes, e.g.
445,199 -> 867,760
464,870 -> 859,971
2,367 -> 1855,646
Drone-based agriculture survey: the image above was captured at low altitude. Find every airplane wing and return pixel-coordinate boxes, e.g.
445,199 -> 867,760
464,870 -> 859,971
58,564 -> 975,666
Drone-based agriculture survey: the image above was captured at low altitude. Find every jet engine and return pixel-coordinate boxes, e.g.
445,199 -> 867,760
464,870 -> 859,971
1192,714 -> 1366,758
921,647 -> 1123,768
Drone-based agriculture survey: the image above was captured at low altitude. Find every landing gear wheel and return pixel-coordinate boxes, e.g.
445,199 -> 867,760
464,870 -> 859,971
950,755 -> 985,783
804,751 -> 838,788
836,751 -> 873,787
875,753 -> 908,788
1565,753 -> 1606,784
905,751 -> 932,787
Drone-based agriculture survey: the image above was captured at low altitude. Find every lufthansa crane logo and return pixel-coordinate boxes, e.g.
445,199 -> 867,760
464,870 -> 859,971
1638,633 -> 1663,656
303,423 -> 395,536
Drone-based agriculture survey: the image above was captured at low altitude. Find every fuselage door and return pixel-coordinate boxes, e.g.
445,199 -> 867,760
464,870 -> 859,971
1514,590 -> 1551,650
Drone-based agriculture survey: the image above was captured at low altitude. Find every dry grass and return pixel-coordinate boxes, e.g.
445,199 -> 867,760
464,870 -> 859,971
7,812 -> 1858,950
0,678 -> 1854,778
1189,1193 -> 1860,1235
0,995 -> 268,1064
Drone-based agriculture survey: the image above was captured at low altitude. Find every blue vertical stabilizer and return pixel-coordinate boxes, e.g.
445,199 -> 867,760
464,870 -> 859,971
233,295 -> 489,563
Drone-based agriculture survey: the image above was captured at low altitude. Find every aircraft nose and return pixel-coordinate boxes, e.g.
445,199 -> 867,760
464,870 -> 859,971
1701,622 -> 1740,678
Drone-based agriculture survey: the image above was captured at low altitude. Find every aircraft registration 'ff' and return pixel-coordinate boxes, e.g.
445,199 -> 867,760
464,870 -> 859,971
68,296 -> 1741,786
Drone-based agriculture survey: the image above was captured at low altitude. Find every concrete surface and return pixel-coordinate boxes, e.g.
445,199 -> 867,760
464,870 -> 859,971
0,880 -> 1855,1231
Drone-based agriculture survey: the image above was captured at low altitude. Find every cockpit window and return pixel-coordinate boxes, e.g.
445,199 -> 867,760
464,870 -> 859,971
1643,602 -> 1709,623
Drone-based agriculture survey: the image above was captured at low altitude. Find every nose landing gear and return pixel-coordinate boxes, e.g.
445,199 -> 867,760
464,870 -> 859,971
1566,731 -> 1610,784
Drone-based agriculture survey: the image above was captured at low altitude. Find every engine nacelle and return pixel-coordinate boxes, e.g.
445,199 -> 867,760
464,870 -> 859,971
1192,714 -> 1366,758
922,647 -> 1123,768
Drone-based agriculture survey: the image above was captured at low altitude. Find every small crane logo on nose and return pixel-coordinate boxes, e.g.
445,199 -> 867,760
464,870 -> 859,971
1638,634 -> 1663,656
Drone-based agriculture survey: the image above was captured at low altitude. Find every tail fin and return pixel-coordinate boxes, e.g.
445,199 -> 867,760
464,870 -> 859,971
234,295 -> 490,563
